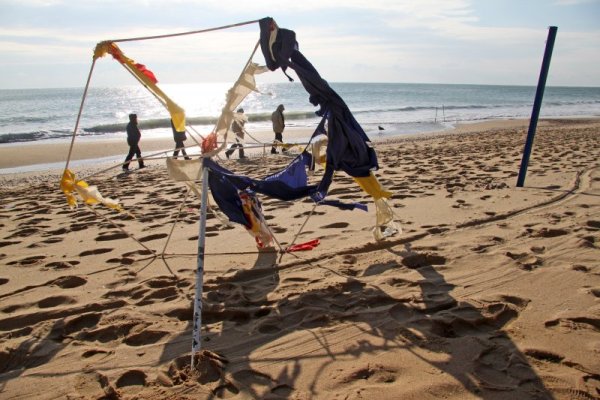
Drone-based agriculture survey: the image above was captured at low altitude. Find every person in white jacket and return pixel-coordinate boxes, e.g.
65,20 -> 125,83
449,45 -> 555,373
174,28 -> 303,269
225,108 -> 247,159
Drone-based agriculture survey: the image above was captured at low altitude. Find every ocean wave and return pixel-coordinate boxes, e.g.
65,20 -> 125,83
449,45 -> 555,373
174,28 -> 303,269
0,131 -> 63,144
84,111 -> 321,133
0,129 -> 102,144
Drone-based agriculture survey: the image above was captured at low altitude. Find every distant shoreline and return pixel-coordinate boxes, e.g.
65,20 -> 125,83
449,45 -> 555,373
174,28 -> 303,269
0,117 -> 598,175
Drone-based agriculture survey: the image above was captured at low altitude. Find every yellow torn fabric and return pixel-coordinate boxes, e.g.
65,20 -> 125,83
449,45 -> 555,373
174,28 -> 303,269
351,172 -> 400,240
60,169 -> 122,211
372,198 -> 401,241
93,41 -> 186,132
353,172 -> 393,200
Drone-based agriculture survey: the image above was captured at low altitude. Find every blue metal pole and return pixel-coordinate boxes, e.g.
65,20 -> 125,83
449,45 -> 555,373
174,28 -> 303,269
517,26 -> 558,187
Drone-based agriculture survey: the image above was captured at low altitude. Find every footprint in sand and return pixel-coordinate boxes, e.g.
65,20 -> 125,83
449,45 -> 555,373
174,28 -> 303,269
585,220 -> 600,230
6,227 -> 40,239
74,371 -> 118,398
571,264 -> 590,273
544,316 -> 600,333
270,226 -> 287,234
77,320 -> 146,344
339,364 -> 397,384
139,233 -> 168,242
7,255 -> 46,267
41,237 -> 64,244
530,227 -> 569,238
384,277 -> 418,288
38,295 -> 77,308
523,348 -> 564,364
124,330 -> 169,346
79,248 -> 113,257
165,352 -> 228,386
43,260 -> 81,270
321,222 -> 350,229
63,313 -> 103,335
81,348 -> 112,359
135,286 -> 179,306
115,370 -> 147,388
471,236 -> 504,253
165,306 -> 193,321
95,232 -> 129,241
401,253 -> 447,269
425,225 -> 450,234
362,260 -> 401,277
106,256 -> 135,265
505,251 -> 543,271
293,210 -> 326,218
122,249 -> 153,257
577,235 -> 597,249
52,275 -> 87,288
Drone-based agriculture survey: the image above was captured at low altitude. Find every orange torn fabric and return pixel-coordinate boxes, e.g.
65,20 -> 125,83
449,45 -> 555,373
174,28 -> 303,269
202,132 -> 218,154
93,41 -> 185,132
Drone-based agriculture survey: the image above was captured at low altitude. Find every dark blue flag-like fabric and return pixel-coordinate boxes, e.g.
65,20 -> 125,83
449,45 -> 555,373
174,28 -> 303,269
259,17 -> 379,194
204,154 -> 367,227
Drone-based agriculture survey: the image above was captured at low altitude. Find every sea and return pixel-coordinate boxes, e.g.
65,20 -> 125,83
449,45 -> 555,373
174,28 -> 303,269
1,82 -> 599,146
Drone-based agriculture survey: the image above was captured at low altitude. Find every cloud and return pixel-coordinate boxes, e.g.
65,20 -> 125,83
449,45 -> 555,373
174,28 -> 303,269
554,0 -> 599,5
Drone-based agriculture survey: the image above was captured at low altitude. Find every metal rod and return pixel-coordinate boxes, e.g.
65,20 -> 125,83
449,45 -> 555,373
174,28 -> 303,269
65,59 -> 97,171
191,166 -> 209,366
517,26 -> 558,187
110,19 -> 261,43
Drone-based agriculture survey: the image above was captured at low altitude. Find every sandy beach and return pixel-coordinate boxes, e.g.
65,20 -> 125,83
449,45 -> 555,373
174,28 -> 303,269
0,118 -> 599,399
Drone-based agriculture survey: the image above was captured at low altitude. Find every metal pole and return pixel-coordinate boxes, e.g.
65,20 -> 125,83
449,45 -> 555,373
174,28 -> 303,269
191,165 -> 209,366
65,59 -> 96,171
517,26 -> 558,187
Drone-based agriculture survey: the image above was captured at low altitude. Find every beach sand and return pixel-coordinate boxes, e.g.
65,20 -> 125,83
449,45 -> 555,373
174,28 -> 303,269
0,118 -> 599,399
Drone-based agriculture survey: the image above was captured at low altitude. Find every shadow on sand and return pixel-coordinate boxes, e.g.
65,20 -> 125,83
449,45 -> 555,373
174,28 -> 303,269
158,242 -> 553,399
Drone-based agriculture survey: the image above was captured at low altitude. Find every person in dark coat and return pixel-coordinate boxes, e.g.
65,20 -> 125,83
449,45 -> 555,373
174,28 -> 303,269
171,120 -> 190,160
123,113 -> 145,171
225,108 -> 247,159
271,104 -> 286,154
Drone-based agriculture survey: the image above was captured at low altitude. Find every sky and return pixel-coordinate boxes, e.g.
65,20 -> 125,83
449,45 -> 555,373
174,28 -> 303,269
0,0 -> 599,89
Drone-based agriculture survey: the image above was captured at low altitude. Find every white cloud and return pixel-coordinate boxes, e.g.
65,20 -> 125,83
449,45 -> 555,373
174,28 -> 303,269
0,0 -> 599,87
554,0 -> 599,5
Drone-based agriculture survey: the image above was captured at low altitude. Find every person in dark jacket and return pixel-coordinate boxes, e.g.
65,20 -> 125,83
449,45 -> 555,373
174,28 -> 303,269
123,113 -> 145,171
225,108 -> 247,159
171,120 -> 190,160
271,104 -> 286,154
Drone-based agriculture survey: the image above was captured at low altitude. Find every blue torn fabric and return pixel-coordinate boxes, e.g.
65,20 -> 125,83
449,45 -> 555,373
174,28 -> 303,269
259,17 -> 379,183
205,153 -> 316,201
203,156 -> 366,226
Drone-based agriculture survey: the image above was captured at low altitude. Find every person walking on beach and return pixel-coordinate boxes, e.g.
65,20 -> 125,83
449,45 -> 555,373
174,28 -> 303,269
271,104 -> 286,154
171,119 -> 191,160
225,108 -> 247,159
123,113 -> 145,171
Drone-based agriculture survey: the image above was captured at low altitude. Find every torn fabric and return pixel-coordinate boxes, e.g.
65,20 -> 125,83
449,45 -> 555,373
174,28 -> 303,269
93,41 -> 186,132
259,17 -> 378,179
60,169 -> 122,211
